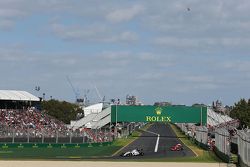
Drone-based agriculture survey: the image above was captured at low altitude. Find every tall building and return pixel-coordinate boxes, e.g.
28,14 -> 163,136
126,95 -> 142,105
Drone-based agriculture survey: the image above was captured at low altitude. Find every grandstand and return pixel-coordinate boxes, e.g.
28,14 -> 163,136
0,91 -> 113,143
0,90 -> 40,109
70,103 -> 111,130
0,90 -> 68,142
207,107 -> 239,130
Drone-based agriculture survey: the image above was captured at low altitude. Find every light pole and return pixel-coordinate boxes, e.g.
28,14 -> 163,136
200,107 -> 203,126
42,93 -> 45,101
115,103 -> 118,138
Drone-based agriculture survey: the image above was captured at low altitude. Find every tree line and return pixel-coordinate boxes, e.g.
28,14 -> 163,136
41,100 -> 84,124
230,98 -> 250,128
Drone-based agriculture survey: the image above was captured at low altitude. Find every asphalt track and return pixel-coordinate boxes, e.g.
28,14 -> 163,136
115,123 -> 195,159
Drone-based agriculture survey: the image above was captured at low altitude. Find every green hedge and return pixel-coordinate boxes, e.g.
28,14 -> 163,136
214,147 -> 230,163
193,139 -> 209,150
0,142 -> 112,149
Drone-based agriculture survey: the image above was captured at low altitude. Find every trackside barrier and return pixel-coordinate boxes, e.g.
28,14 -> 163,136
237,130 -> 250,167
214,147 -> 230,163
195,126 -> 208,145
215,128 -> 230,156
214,128 -> 231,163
0,142 -> 112,149
176,123 -> 249,165
176,123 -> 188,134
194,126 -> 209,150
176,123 -> 230,161
0,126 -> 114,144
175,123 -> 208,149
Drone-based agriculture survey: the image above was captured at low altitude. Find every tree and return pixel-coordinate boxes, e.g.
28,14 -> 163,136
192,103 -> 207,107
41,99 -> 84,124
230,98 -> 250,128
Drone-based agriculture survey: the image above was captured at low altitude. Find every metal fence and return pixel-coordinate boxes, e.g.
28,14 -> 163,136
176,123 -> 208,145
237,130 -> 250,166
176,123 -> 250,166
0,122 -> 144,144
195,126 -> 208,145
0,126 -> 114,144
176,123 -> 189,134
214,128 -> 230,155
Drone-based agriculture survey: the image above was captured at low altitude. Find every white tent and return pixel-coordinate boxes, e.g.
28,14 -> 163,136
0,90 -> 39,101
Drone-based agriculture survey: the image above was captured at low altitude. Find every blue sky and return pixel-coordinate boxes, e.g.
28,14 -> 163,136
0,0 -> 250,105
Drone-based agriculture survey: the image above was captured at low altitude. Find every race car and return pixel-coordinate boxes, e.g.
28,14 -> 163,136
120,148 -> 144,157
170,143 -> 183,151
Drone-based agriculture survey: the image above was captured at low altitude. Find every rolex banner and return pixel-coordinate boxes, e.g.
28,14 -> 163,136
111,105 -> 207,125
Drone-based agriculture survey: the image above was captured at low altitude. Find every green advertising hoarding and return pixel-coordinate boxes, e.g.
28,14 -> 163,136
111,105 -> 207,125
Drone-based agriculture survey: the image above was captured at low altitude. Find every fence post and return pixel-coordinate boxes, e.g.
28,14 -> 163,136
237,132 -> 240,156
247,135 -> 249,166
109,126 -> 112,142
95,129 -> 97,143
82,131 -> 85,143
70,131 -> 72,144
104,128 -> 107,142
12,129 -> 15,143
27,128 -> 30,143
56,131 -> 58,143
42,132 -> 44,143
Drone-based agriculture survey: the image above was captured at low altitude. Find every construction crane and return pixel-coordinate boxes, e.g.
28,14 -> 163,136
94,85 -> 103,102
66,76 -> 84,105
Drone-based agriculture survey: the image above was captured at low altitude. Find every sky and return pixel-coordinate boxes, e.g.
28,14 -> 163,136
0,0 -> 250,106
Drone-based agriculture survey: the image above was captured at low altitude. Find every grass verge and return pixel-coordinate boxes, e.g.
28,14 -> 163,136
0,146 -> 120,159
112,123 -> 152,147
111,123 -> 152,156
169,124 -> 222,162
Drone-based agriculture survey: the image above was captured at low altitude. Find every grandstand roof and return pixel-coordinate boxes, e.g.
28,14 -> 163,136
0,90 -> 39,101
207,107 -> 233,127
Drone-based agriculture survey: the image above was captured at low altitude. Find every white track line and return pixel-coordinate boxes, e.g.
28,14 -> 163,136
154,134 -> 160,152
143,130 -> 160,153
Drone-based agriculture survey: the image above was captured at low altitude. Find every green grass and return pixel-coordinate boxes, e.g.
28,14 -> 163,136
0,146 -> 121,159
111,137 -> 135,147
112,123 -> 152,147
231,153 -> 238,163
169,124 -> 222,162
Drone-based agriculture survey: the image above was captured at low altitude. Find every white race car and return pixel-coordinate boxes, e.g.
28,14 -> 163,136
120,148 -> 144,157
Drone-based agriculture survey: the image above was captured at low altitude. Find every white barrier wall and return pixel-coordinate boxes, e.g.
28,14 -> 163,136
215,128 -> 230,155
195,126 -> 208,144
237,130 -> 250,166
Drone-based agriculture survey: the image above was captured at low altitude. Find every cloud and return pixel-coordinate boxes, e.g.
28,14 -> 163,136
154,37 -> 250,49
118,31 -> 138,41
136,72 -> 169,80
183,75 -> 215,83
1,0 -> 250,104
51,23 -> 138,42
106,4 -> 145,23
0,46 -> 78,66
221,61 -> 250,73
0,47 -> 34,62
0,3 -> 28,31
0,19 -> 15,30
100,51 -> 131,60
0,9 -> 27,18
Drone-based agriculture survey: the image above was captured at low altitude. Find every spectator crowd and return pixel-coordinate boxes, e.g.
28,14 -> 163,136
0,109 -> 68,137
